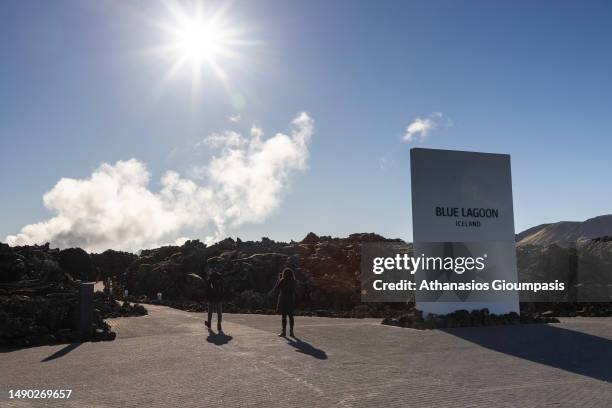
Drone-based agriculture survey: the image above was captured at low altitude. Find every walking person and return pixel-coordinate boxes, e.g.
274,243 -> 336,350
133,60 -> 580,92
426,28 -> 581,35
205,270 -> 224,332
272,268 -> 297,337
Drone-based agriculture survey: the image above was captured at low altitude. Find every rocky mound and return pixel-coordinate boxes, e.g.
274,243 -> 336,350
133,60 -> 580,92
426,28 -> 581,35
125,231 -> 610,315
0,243 -> 115,348
124,233 -> 401,312
516,214 -> 612,247
3,226 -> 611,344
521,302 -> 612,317
91,250 -> 137,283
516,239 -> 612,303
382,308 -> 559,330
94,292 -> 148,319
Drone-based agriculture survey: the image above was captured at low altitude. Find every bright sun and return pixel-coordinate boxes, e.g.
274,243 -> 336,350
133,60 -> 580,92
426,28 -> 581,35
156,1 -> 248,85
176,20 -> 225,63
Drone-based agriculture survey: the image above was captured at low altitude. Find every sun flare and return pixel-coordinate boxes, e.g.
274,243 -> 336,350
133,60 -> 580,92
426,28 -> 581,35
176,19 -> 225,63
156,1 -> 248,85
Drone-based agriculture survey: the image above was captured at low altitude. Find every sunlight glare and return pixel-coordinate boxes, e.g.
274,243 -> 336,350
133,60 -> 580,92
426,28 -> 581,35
157,1 -> 247,85
175,19 -> 226,65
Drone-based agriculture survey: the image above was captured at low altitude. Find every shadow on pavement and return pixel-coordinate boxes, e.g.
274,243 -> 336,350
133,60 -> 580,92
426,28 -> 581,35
206,329 -> 233,346
443,324 -> 612,383
287,337 -> 327,360
41,342 -> 82,362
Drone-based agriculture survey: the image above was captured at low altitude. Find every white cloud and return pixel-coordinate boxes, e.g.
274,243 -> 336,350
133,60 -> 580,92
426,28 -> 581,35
402,112 -> 448,142
6,113 -> 314,252
228,113 -> 241,123
197,130 -> 245,149
250,125 -> 263,140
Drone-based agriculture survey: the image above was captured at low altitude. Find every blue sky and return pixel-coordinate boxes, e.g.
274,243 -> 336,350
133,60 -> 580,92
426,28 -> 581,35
1,0 -> 612,250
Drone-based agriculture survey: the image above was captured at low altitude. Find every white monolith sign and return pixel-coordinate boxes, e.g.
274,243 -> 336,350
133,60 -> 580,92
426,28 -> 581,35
410,148 -> 520,315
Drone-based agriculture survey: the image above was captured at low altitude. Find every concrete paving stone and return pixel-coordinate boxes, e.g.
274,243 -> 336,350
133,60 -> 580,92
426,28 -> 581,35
1,305 -> 610,407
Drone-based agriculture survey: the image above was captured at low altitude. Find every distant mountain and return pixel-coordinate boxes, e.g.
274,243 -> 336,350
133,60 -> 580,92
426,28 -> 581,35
516,214 -> 612,247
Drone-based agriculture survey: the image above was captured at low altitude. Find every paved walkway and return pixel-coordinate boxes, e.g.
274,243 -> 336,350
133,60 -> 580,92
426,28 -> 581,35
1,305 -> 611,407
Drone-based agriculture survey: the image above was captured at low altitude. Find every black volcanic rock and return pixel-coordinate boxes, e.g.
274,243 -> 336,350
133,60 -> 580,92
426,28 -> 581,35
301,232 -> 319,244
91,250 -> 137,282
94,292 -> 147,319
126,240 -> 210,300
516,239 -> 612,303
122,234 -> 401,312
0,243 -> 115,348
117,231 -> 612,315
59,247 -> 94,281
3,220 -> 611,343
382,308 -> 559,330
348,232 -> 394,243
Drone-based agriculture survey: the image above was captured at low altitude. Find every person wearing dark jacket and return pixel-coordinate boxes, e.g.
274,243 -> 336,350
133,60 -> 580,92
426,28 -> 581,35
205,271 -> 224,332
272,268 -> 297,337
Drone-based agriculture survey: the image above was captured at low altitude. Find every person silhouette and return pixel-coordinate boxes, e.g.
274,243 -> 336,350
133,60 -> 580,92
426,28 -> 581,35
272,268 -> 297,337
205,270 -> 224,332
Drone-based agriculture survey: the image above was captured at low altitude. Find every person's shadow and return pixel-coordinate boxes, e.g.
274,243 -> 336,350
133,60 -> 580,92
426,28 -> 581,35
443,324 -> 612,383
41,342 -> 82,362
206,329 -> 233,346
286,336 -> 327,360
